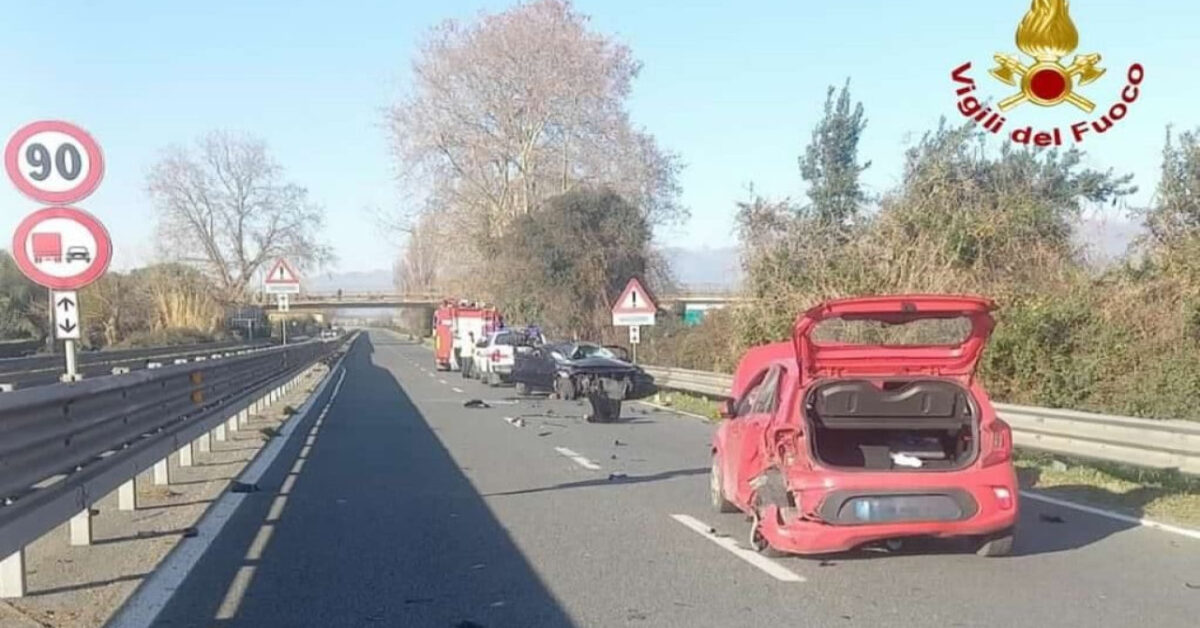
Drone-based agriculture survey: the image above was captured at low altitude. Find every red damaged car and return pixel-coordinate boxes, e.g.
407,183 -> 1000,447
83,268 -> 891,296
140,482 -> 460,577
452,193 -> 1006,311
710,295 -> 1017,557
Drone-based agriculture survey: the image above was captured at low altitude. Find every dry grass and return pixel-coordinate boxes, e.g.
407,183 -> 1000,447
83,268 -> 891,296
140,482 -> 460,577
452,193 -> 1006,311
1016,452 -> 1200,528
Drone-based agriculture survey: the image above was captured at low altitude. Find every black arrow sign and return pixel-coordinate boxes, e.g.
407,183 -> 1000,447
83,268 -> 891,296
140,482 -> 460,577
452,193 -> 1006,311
58,321 -> 77,333
57,297 -> 75,311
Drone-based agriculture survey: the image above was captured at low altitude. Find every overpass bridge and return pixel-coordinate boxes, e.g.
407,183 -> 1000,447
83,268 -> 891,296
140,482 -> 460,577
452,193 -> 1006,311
285,287 -> 745,311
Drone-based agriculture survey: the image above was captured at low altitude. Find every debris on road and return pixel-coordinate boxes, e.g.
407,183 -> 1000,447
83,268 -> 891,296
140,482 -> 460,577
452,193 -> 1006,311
819,560 -> 837,567
607,473 -> 628,481
182,527 -> 199,538
614,439 -> 627,447
1039,513 -> 1066,524
503,416 -> 526,427
537,431 -> 552,437
463,399 -> 490,408
231,481 -> 259,493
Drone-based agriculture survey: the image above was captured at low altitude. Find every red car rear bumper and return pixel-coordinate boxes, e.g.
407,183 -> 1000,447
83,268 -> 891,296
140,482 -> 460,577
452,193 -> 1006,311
758,465 -> 1018,555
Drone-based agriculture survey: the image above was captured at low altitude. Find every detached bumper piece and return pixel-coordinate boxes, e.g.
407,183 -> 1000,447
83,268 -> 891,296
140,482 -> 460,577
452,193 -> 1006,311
819,489 -> 978,525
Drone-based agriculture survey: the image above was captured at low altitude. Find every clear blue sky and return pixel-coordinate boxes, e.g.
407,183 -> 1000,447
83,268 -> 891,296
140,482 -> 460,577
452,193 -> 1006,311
0,1 -> 1192,274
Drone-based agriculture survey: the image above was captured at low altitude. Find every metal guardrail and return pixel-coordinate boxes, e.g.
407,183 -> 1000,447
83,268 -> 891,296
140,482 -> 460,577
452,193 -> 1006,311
0,339 -> 277,389
641,365 -> 1200,475
0,335 -> 352,564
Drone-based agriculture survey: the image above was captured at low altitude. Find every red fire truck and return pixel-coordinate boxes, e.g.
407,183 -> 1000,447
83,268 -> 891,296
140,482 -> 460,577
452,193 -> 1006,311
432,300 -> 503,371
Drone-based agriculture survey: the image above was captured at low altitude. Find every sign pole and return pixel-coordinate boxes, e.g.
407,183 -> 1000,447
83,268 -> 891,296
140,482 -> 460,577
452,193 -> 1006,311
63,339 -> 78,381
45,288 -> 55,355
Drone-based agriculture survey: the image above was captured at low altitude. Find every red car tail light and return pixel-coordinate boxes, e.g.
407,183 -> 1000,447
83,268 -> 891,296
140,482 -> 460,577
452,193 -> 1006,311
490,350 -> 502,362
992,486 -> 1014,510
981,419 -> 1013,467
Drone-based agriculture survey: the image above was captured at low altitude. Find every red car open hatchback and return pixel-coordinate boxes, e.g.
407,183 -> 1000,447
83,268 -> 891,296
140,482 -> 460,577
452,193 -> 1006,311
710,295 -> 1017,557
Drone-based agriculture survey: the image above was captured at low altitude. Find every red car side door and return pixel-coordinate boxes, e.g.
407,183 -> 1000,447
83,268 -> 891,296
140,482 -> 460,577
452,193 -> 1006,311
729,365 -> 784,507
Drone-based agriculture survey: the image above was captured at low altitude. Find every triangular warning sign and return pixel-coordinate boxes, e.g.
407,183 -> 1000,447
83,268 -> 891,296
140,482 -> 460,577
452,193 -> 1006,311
611,277 -> 656,314
264,258 -> 301,284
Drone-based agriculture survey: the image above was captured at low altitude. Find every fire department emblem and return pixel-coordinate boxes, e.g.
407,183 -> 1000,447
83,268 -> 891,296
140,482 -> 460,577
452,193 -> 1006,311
989,0 -> 1105,112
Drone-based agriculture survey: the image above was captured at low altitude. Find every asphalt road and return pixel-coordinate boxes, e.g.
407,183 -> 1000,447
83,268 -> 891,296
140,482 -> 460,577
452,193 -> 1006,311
150,331 -> 1200,627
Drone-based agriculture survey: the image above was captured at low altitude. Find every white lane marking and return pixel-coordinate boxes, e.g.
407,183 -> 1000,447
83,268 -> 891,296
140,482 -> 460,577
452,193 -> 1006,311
108,360 -> 348,628
215,565 -> 256,620
554,447 -> 601,470
452,387 -> 464,393
670,514 -> 805,582
266,495 -> 288,522
1020,491 -> 1200,541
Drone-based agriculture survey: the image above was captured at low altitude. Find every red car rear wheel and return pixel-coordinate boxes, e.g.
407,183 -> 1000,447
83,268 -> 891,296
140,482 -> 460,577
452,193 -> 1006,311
710,454 -> 738,513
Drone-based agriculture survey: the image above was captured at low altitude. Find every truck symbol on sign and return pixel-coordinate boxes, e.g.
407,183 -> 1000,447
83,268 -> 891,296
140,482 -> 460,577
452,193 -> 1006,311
32,232 -> 62,263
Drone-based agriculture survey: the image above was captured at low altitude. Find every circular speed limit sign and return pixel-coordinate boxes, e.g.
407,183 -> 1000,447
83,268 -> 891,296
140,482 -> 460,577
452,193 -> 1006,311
4,120 -> 105,205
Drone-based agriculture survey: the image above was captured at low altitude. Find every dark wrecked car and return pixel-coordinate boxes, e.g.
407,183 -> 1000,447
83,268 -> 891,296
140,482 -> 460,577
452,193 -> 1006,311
511,341 -> 656,422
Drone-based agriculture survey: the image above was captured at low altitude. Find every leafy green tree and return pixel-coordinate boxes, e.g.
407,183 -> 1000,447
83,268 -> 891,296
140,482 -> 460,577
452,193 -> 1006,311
798,80 -> 870,229
0,250 -> 46,340
494,187 -> 654,339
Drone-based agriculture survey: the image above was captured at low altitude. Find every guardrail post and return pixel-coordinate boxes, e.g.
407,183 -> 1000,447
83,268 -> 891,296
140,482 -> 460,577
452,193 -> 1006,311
178,442 -> 193,467
197,431 -> 211,453
0,549 -> 25,598
153,457 -> 170,485
118,479 -> 137,511
69,509 -> 92,546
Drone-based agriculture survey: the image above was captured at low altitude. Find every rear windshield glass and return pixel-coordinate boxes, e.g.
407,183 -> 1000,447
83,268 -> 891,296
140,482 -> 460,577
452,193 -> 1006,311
494,331 -> 537,346
572,344 -> 616,359
810,316 -> 973,346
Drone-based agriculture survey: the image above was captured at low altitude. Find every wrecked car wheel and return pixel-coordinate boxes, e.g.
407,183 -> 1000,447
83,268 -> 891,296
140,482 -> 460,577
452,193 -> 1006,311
974,527 -> 1015,557
585,396 -> 621,423
710,454 -> 738,513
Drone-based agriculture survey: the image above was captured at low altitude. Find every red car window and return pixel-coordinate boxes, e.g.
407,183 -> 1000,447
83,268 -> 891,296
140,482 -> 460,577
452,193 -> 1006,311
751,366 -> 783,414
734,368 -> 770,417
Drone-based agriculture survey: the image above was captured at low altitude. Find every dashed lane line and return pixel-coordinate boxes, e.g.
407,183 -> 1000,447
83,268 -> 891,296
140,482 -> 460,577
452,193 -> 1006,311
554,447 -> 602,470
670,514 -> 805,583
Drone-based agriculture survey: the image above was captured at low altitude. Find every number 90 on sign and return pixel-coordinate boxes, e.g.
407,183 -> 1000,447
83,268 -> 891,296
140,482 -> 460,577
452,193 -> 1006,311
5,120 -> 105,205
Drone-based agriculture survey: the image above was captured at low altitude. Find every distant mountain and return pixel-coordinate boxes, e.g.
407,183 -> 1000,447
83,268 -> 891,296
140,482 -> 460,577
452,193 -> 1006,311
306,269 -> 394,293
1074,215 -> 1144,262
662,246 -> 742,290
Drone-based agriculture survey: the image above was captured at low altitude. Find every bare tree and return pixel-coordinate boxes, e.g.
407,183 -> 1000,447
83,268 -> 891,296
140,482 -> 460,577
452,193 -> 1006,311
389,0 -> 683,257
393,211 -> 445,295
147,131 -> 332,303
